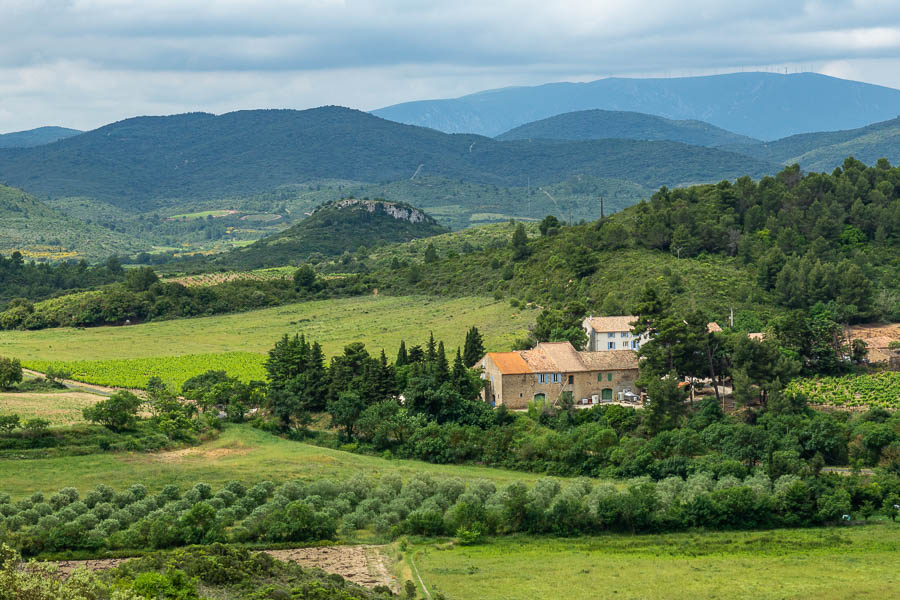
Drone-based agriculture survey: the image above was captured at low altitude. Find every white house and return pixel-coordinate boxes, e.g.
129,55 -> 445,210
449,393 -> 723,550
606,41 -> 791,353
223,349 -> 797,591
582,315 -> 649,352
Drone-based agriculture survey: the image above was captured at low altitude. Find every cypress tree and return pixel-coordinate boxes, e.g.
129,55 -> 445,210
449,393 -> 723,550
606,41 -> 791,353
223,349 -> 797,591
426,331 -> 437,363
463,326 -> 485,367
434,341 -> 450,384
396,340 -> 408,367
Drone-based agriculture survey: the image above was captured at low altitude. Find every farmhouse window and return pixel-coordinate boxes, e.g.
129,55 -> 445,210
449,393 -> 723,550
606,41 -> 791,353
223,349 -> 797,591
597,373 -> 603,382
607,332 -> 615,338
568,375 -> 574,384
608,341 -> 616,349
607,373 -> 613,382
552,373 -> 561,383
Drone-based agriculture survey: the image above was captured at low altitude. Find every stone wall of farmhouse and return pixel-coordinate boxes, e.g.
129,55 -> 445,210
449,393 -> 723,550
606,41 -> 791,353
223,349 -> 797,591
483,368 -> 640,409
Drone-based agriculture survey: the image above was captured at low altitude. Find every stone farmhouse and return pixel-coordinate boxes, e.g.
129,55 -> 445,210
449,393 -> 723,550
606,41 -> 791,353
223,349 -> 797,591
582,315 -> 650,351
478,341 -> 640,409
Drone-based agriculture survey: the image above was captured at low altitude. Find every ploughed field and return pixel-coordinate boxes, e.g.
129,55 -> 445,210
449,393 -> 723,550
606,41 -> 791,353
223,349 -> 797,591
2,295 -> 532,389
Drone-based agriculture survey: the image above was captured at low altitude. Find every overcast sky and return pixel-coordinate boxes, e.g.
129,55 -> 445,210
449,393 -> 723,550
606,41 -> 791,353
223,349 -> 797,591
2,0 -> 900,132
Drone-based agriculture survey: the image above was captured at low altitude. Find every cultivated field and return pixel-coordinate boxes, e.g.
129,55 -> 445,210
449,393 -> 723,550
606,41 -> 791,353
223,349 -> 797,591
0,424 -> 555,500
786,372 -> 900,409
411,527 -> 900,600
1,295 -> 533,388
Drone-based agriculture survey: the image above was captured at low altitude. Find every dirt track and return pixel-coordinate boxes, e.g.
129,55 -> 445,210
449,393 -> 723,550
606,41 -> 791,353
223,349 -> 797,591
47,545 -> 396,591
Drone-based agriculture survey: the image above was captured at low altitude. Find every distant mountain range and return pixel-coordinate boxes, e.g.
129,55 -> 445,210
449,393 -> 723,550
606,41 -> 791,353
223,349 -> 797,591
0,107 -> 776,211
0,126 -> 81,149
373,72 -> 900,140
496,109 -> 759,147
494,108 -> 900,173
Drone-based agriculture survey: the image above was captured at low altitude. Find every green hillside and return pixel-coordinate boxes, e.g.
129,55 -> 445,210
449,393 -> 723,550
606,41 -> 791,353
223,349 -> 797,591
723,117 -> 900,171
496,109 -> 758,146
0,184 -> 147,260
222,198 -> 449,268
0,107 -> 777,211
0,125 -> 81,148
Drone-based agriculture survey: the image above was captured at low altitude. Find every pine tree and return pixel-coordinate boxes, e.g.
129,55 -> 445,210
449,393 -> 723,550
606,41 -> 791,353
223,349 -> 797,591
463,326 -> 485,367
376,349 -> 399,399
511,223 -> 530,260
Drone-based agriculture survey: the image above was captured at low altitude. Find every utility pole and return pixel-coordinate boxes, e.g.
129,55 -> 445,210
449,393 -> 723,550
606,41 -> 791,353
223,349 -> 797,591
600,196 -> 604,219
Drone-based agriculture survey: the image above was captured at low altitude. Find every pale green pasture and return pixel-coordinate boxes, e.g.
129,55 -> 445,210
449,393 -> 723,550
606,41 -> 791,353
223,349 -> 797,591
413,527 -> 900,600
0,295 -> 532,364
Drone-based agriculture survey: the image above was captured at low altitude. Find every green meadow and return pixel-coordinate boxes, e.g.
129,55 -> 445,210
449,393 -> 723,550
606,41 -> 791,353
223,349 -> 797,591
1,295 -> 532,387
0,425 -> 553,500
411,526 -> 900,600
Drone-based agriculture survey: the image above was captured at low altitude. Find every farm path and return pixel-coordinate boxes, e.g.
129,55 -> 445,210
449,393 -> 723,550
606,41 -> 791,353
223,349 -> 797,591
46,545 -> 397,591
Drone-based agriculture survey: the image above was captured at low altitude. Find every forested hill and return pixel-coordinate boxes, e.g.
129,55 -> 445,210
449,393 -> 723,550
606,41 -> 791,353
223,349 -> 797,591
369,158 -> 900,330
496,109 -> 758,147
0,126 -> 81,148
719,117 -> 900,173
222,198 -> 449,268
373,72 -> 900,140
0,184 -> 146,261
0,106 -> 777,211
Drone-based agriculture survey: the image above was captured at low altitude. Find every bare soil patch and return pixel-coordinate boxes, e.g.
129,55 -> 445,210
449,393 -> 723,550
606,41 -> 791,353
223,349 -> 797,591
46,545 -> 396,591
152,444 -> 254,463
268,545 -> 397,590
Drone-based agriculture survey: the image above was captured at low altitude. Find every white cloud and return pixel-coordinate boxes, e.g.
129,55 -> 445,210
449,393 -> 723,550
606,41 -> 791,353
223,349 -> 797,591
1,0 -> 900,131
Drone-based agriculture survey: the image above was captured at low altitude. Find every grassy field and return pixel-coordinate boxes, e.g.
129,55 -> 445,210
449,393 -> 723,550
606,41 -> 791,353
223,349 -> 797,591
0,390 -> 104,425
0,424 -> 554,500
1,295 -> 532,387
411,526 -> 900,600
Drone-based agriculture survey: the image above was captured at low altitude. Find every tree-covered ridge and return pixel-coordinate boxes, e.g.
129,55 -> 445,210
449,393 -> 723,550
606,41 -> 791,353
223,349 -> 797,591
611,158 -> 900,322
496,109 -> 759,147
0,253 -> 124,311
0,107 -> 777,211
0,126 -> 81,149
720,116 -> 900,172
221,198 -> 450,268
0,184 -> 147,261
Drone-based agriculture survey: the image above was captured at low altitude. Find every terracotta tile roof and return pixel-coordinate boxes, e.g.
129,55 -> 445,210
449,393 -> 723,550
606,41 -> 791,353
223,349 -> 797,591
486,342 -> 640,375
748,332 -> 765,341
578,350 -> 640,371
584,315 -> 637,333
535,342 -> 588,372
520,347 -> 557,372
707,322 -> 722,333
486,352 -> 531,374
